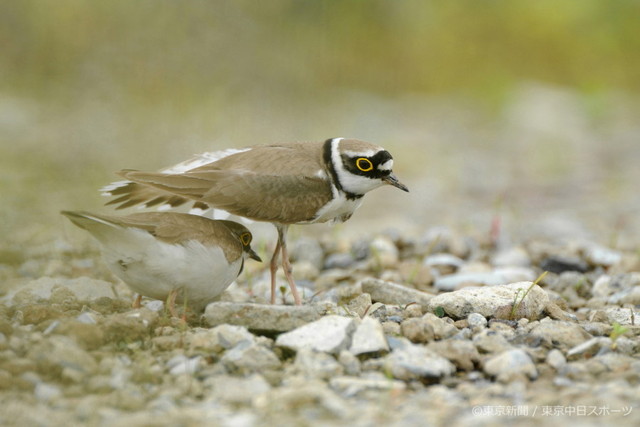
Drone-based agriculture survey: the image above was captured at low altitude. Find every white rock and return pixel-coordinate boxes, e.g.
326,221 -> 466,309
349,317 -> 389,356
428,281 -> 550,320
168,355 -> 202,375
483,349 -> 537,381
384,338 -> 456,381
467,313 -> 488,328
276,315 -> 356,354
293,348 -> 343,380
546,349 -> 567,370
329,375 -> 406,397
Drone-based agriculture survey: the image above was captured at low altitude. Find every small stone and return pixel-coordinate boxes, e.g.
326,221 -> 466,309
401,317 -> 434,343
349,317 -> 389,356
467,313 -> 488,329
428,281 -> 550,320
369,236 -> 399,269
423,253 -> 464,275
276,315 -> 356,354
382,321 -> 401,335
422,313 -> 458,340
546,349 -> 567,370
329,375 -> 406,397
601,307 -> 639,325
584,244 -> 622,267
473,329 -> 512,353
207,374 -> 271,405
324,253 -> 355,270
427,340 -> 480,371
292,348 -> 343,380
291,237 -> 325,270
483,349 -> 537,382
346,293 -> 371,318
34,382 -> 62,402
492,246 -> 531,267
167,355 -> 202,375
528,321 -> 591,350
188,324 -> 255,353
383,338 -> 456,381
433,272 -> 507,291
338,350 -> 361,376
361,278 -> 434,312
222,340 -> 281,373
540,255 -> 589,274
203,302 -> 323,332
403,303 -> 423,318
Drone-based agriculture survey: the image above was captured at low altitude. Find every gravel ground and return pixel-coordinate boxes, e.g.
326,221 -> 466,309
1,84 -> 640,426
0,223 -> 639,426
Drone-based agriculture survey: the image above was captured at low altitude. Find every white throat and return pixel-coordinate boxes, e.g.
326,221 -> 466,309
330,138 -> 386,196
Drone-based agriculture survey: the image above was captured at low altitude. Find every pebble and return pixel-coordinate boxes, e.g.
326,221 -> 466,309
428,281 -> 550,320
361,278 -> 435,311
292,348 -> 344,379
483,349 -> 538,382
275,315 -> 356,354
423,253 -> 464,275
203,302 -> 323,332
349,316 -> 389,356
383,338 -> 456,381
467,312 -> 488,328
221,340 -> 282,373
528,320 -> 592,350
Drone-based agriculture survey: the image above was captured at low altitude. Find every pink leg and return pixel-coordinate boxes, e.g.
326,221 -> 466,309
269,237 -> 282,304
276,225 -> 302,306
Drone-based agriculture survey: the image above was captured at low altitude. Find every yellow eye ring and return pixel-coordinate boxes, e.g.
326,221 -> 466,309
356,158 -> 373,172
240,232 -> 252,246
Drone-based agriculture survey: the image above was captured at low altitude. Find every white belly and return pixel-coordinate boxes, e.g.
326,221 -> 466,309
100,230 -> 241,310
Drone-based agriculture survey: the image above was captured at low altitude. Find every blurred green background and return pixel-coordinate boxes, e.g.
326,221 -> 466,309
2,0 -> 640,252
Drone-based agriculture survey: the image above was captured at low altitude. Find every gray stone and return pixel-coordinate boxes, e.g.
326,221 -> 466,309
433,272 -> 507,292
369,236 -> 400,268
291,237 -> 325,270
401,317 -> 434,343
349,316 -> 389,355
276,315 -> 356,354
427,339 -> 480,371
422,313 -> 458,339
528,320 -> 591,350
428,281 -> 550,320
337,350 -> 361,376
34,382 -> 62,402
491,246 -> 531,267
324,252 -> 355,269
167,355 -> 203,375
483,349 -> 537,382
222,340 -> 281,373
546,348 -> 567,370
601,307 -> 639,325
383,338 -> 456,381
207,374 -> 271,405
187,324 -> 255,353
472,329 -> 513,353
345,293 -> 372,318
584,244 -> 623,267
27,335 -> 98,381
467,312 -> 488,329
329,375 -> 406,397
4,276 -> 116,305
203,302 -> 323,332
293,348 -> 343,379
361,278 -> 435,311
423,253 -> 464,275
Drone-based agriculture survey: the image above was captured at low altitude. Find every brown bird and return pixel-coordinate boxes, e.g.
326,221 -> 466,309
102,137 -> 409,305
62,211 -> 261,316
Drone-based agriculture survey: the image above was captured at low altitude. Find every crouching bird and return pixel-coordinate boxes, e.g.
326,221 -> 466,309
62,211 -> 261,316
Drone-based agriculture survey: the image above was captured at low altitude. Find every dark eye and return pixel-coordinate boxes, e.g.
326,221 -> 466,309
240,232 -> 252,246
356,158 -> 373,172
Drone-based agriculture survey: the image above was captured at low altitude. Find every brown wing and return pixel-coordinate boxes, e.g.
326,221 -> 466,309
113,142 -> 331,223
66,211 -> 243,262
121,169 -> 332,223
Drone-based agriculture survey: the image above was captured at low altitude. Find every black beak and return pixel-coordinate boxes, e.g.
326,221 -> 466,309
383,173 -> 409,192
247,248 -> 262,262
